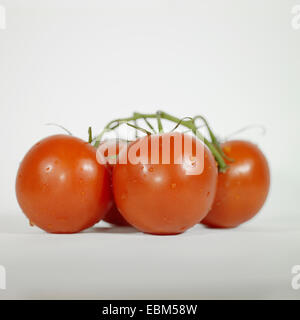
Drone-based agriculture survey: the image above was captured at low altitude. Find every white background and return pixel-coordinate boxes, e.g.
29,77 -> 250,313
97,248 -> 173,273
0,0 -> 300,299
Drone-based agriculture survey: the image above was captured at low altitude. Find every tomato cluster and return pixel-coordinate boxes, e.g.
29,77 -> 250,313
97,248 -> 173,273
15,112 -> 270,234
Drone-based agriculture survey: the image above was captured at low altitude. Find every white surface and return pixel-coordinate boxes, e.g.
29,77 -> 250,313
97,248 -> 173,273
0,0 -> 300,299
0,214 -> 300,300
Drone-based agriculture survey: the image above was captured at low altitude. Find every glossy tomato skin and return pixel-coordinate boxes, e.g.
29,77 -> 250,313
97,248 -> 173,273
104,205 -> 130,226
97,139 -> 130,226
202,140 -> 270,228
16,135 -> 112,233
113,133 -> 218,235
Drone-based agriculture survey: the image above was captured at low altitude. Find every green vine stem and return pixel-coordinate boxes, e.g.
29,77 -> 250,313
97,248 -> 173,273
88,126 -> 92,143
142,117 -> 157,134
156,111 -> 164,133
127,123 -> 152,136
133,119 -> 139,139
170,117 -> 194,133
45,123 -> 73,136
193,115 -> 234,162
93,111 -> 228,172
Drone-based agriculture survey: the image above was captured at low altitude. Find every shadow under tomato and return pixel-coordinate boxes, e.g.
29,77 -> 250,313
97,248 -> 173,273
85,226 -> 138,234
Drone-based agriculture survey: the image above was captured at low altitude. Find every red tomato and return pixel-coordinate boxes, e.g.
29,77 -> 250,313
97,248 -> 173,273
16,135 -> 112,233
202,140 -> 270,228
113,133 -> 218,235
97,139 -> 130,226
97,139 -> 129,169
103,205 -> 130,226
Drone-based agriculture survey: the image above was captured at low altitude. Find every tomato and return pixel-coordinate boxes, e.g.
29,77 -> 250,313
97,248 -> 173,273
202,140 -> 270,228
97,139 -> 128,168
103,205 -> 130,226
113,132 -> 218,235
16,135 -> 112,233
97,139 -> 130,226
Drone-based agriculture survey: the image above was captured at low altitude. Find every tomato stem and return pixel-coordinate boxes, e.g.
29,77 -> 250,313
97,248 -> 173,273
93,111 -> 228,171
133,118 -> 139,139
127,123 -> 152,136
156,111 -> 164,133
225,124 -> 266,140
170,117 -> 194,133
157,111 -> 227,172
194,115 -> 234,163
142,116 -> 157,134
88,126 -> 92,143
45,123 -> 73,136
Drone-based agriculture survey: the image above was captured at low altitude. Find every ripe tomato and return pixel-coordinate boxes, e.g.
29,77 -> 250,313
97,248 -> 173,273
97,139 -> 130,226
16,135 -> 112,233
113,133 -> 218,235
202,140 -> 270,228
